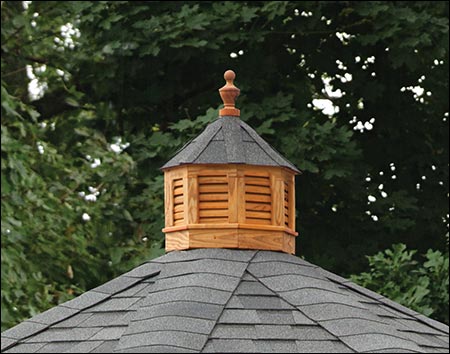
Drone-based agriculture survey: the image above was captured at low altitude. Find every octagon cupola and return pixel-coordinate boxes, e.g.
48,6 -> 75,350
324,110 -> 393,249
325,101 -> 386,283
161,70 -> 300,254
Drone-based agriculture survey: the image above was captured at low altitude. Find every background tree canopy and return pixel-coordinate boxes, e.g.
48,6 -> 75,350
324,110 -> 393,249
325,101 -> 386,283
1,1 -> 448,329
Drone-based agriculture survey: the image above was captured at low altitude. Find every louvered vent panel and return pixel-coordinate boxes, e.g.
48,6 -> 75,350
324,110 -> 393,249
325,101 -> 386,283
173,178 -> 184,225
284,181 -> 289,227
198,175 -> 229,223
245,175 -> 272,225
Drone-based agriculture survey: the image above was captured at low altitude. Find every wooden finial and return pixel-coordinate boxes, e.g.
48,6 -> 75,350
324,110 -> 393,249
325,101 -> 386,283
219,70 -> 240,117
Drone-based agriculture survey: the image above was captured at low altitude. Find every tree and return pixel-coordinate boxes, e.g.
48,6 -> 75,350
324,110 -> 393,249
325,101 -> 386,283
1,1 -> 448,329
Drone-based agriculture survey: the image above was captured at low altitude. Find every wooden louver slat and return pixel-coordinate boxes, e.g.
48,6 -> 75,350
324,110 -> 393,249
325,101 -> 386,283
198,175 -> 228,223
284,180 -> 289,227
245,174 -> 272,225
173,178 -> 184,225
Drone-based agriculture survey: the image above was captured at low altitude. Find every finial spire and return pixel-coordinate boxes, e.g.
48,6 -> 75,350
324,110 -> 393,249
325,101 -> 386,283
219,70 -> 240,117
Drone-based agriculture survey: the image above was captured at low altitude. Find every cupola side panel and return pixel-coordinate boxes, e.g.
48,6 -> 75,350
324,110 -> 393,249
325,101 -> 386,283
163,164 -> 297,254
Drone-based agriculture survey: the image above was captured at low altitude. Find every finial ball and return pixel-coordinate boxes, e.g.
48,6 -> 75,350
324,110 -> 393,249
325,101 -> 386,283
224,70 -> 235,81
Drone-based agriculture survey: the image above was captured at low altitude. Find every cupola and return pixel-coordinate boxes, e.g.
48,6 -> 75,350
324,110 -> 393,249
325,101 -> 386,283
161,70 -> 300,254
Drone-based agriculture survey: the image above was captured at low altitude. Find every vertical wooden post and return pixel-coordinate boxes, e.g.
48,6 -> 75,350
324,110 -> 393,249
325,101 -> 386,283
228,169 -> 238,223
289,174 -> 296,231
186,172 -> 198,224
271,170 -> 284,227
164,171 -> 174,227
237,168 -> 246,224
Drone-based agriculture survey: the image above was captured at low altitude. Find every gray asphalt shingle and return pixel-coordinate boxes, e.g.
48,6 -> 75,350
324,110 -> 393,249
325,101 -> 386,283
161,116 -> 300,173
2,249 -> 448,353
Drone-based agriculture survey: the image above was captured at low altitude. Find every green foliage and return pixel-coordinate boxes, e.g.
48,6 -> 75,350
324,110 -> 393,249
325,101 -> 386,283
351,243 -> 449,324
1,1 -> 448,329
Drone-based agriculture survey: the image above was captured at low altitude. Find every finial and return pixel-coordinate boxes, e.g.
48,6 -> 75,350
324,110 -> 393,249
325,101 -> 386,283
219,70 -> 240,117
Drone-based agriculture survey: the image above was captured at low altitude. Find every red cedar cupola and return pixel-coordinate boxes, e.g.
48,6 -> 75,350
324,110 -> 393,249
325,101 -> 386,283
161,70 -> 299,254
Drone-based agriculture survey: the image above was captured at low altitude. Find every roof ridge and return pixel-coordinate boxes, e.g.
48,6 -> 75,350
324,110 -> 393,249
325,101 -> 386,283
239,119 -> 300,172
319,268 -> 449,335
244,269 -> 356,353
198,251 -> 259,353
191,123 -> 224,164
1,263 -> 161,352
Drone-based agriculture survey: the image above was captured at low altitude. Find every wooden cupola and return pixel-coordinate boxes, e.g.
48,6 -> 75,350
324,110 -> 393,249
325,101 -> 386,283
161,70 -> 300,254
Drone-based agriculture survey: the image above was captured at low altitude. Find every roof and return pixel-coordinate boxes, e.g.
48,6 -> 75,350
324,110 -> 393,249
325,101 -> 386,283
2,249 -> 448,353
161,116 -> 300,173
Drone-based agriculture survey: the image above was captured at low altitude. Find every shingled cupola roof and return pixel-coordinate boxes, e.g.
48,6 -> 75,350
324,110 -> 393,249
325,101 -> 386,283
2,70 -> 449,354
161,71 -> 299,172
162,70 -> 300,254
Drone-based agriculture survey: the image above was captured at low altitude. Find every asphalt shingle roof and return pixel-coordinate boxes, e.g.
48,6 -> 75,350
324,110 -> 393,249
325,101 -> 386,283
2,249 -> 449,353
161,116 -> 300,173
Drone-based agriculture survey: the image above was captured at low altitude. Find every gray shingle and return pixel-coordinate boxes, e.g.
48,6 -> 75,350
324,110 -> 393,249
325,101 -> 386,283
291,325 -> 337,340
252,251 -> 315,266
123,263 -> 161,278
337,278 -> 385,300
79,312 -> 133,327
236,295 -> 293,310
27,306 -> 79,326
24,327 -> 101,343
378,305 -> 419,319
254,325 -> 335,340
194,141 -> 228,163
3,342 -> 44,353
235,281 -> 274,295
35,342 -> 78,353
254,324 -> 294,339
414,314 -> 449,335
255,310 -> 296,325
154,249 -> 255,263
89,297 -> 140,312
219,310 -> 260,324
241,273 -> 257,281
62,291 -> 110,310
1,337 -> 17,352
260,274 -> 342,293
202,339 -> 257,353
90,340 -> 119,353
52,313 -> 92,328
299,303 -> 380,322
210,325 -> 256,339
141,286 -> 231,307
64,340 -> 104,353
225,296 -> 244,308
160,259 -> 247,278
395,318 -> 447,335
115,345 -> 197,353
113,283 -> 149,298
92,276 -> 142,295
281,288 -> 359,307
254,340 -> 299,353
319,318 -> 395,337
400,331 -> 449,349
1,321 -> 47,340
378,297 -> 420,318
222,115 -> 244,163
132,301 -> 222,321
248,262 -> 323,279
292,310 -> 316,325
339,333 -> 422,352
90,327 -> 126,341
117,331 -> 207,351
127,317 -> 215,335
364,350 -> 420,353
161,116 -> 299,173
295,340 -> 354,353
153,273 -> 240,292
